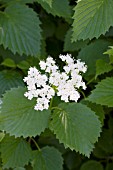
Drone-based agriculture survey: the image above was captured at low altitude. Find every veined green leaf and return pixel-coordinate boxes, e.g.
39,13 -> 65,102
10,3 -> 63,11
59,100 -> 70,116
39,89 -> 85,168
0,3 -> 41,56
72,0 -> 113,41
0,87 -> 51,137
95,59 -> 113,79
37,0 -> 71,20
33,146 -> 63,170
80,160 -> 103,170
49,103 -> 101,157
0,135 -> 32,169
87,77 -> 113,107
42,0 -> 53,7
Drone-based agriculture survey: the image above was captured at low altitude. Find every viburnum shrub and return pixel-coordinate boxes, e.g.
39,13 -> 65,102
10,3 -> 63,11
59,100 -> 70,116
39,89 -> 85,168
0,0 -> 113,169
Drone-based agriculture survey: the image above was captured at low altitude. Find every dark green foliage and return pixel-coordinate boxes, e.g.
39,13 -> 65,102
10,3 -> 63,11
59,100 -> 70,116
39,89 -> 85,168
0,0 -> 113,169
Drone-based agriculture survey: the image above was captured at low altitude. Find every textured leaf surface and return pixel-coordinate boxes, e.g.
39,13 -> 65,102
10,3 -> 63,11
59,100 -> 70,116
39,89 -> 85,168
49,103 -> 101,157
0,135 -> 32,169
0,70 -> 24,96
77,39 -> 112,77
37,0 -> 71,19
72,0 -> 113,41
0,3 -> 41,56
80,160 -> 103,170
95,59 -> 113,78
33,146 -> 63,170
0,87 -> 51,137
42,0 -> 53,6
87,77 -> 113,107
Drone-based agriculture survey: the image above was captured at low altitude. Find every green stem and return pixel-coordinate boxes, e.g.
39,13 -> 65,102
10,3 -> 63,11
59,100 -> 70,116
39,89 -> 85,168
86,77 -> 95,85
49,97 -> 54,109
80,90 -> 86,98
31,137 -> 41,151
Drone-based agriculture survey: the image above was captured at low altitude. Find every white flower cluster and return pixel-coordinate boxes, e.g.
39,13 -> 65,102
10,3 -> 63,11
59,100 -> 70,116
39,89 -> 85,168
23,54 -> 87,111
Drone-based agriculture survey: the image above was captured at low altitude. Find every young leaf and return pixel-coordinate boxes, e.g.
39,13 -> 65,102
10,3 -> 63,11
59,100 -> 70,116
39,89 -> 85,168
95,59 -> 113,79
104,46 -> 113,64
0,70 -> 24,96
87,77 -> 113,107
1,58 -> 16,68
49,103 -> 101,157
0,87 -> 51,137
0,3 -> 41,56
0,135 -> 32,169
80,160 -> 103,170
33,146 -> 63,170
72,0 -> 113,41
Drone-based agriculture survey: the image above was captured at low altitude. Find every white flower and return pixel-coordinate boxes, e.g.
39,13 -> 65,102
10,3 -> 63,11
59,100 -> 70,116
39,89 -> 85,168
23,54 -> 87,111
39,61 -> 46,70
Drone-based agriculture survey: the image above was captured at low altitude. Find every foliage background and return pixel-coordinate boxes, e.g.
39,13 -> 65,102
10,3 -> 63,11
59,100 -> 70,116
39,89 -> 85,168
0,0 -> 113,169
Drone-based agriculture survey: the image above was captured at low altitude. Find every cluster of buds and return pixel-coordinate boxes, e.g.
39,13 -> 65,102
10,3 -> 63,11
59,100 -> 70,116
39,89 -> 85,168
23,54 -> 87,111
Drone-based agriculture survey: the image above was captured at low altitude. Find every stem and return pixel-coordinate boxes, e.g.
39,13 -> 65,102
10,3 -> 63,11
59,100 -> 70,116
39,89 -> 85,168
86,77 -> 95,85
49,97 -> 54,109
31,137 -> 41,151
80,90 -> 86,98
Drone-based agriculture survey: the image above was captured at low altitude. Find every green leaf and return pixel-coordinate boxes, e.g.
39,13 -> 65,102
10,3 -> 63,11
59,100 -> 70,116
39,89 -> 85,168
0,135 -> 32,169
72,0 -> 113,41
0,87 -> 51,137
64,29 -> 89,52
42,0 -> 53,7
87,77 -> 113,107
49,103 -> 101,157
97,129 -> 113,154
104,46 -> 113,64
77,39 -> 112,77
81,100 -> 105,125
0,3 -> 41,56
80,160 -> 103,170
93,145 -> 108,159
1,58 -> 16,68
37,0 -> 71,20
95,59 -> 113,79
17,61 -> 30,70
0,131 -> 5,142
0,70 -> 24,96
33,146 -> 63,170
14,168 -> 25,170
0,45 -> 28,63
0,0 -> 34,4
